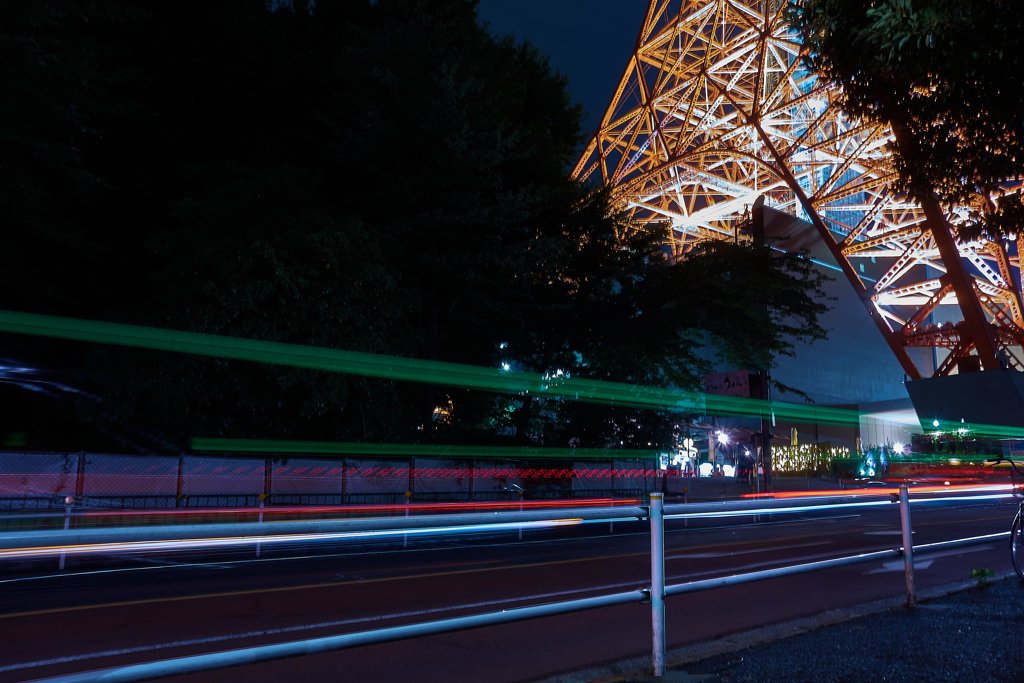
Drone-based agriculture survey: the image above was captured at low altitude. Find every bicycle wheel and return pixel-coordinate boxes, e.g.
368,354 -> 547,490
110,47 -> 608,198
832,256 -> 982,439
1013,512 -> 1024,580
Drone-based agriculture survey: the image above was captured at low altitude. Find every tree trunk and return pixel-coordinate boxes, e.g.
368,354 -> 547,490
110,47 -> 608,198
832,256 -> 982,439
514,332 -> 563,445
422,285 -> 439,432
889,117 -> 1000,371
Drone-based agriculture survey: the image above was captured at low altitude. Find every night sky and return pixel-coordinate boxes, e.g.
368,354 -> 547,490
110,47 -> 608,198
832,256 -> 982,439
476,1 -> 649,137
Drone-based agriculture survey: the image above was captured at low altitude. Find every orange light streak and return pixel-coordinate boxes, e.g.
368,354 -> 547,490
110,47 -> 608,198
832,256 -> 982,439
68,498 -> 640,520
741,483 -> 1016,499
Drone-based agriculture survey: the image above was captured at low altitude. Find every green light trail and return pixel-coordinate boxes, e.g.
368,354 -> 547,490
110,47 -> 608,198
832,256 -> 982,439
191,438 -> 662,460
0,310 -> 806,420
2,309 -> 1023,439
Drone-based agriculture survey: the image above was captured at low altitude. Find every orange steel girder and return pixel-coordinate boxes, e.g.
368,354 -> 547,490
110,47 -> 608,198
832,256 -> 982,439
573,0 -> 1024,380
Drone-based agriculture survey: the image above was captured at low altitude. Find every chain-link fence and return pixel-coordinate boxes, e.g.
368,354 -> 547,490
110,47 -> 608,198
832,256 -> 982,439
0,450 -> 657,530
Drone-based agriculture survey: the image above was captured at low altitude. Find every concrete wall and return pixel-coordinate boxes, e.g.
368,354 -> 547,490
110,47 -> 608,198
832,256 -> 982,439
906,369 -> 1024,429
859,416 -> 919,450
762,208 -> 909,406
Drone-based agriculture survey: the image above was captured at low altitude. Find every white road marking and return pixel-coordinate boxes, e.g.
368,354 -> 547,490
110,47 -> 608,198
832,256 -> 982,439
111,554 -> 231,570
864,545 -> 995,574
667,501 -> 891,519
667,514 -> 862,534
667,548 -> 886,581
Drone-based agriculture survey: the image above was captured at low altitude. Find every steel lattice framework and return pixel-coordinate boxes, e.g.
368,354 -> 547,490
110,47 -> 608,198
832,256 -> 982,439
573,0 -> 1024,380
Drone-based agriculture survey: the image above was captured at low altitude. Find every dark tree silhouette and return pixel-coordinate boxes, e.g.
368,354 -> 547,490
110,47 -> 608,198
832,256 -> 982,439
2,0 -> 830,450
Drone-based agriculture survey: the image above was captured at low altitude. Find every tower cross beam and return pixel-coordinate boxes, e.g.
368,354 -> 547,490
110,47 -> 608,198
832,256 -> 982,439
573,0 -> 1024,379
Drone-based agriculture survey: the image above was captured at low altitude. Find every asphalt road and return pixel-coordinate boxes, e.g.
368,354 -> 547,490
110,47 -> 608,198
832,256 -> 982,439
0,494 -> 1018,682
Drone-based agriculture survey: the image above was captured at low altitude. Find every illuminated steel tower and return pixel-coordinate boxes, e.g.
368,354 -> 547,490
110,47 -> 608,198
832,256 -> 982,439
573,0 -> 1024,380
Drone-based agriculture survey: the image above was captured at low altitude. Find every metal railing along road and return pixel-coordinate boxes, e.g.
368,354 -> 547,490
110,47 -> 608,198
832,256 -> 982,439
4,489 -> 1014,683
0,491 -> 950,551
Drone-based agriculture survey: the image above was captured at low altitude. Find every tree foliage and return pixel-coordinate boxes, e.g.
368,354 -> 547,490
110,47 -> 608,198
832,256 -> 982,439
788,0 -> 1024,239
483,206 -> 830,448
3,0 -> 830,451
0,0 -> 140,308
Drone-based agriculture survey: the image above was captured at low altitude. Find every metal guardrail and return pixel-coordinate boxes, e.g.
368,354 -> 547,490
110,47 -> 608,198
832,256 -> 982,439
0,495 -> 869,555
665,532 -> 1009,598
0,505 -> 648,554
10,488 -> 1015,683
0,490 -> 1007,555
34,590 -> 650,683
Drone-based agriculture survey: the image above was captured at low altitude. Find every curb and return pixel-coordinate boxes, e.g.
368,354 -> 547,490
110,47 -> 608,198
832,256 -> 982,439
531,572 -> 1015,683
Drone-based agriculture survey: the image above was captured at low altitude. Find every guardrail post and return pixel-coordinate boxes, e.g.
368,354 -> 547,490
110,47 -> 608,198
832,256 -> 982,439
176,454 -> 185,509
650,492 -> 666,677
898,484 -> 916,608
74,451 -> 86,499
404,492 -> 411,548
520,491 -> 525,540
256,499 -> 264,558
59,496 -> 73,570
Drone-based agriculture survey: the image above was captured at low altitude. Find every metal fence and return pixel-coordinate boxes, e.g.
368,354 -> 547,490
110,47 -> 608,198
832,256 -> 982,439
1,487 -> 644,510
4,488 -> 1012,682
0,450 -> 657,514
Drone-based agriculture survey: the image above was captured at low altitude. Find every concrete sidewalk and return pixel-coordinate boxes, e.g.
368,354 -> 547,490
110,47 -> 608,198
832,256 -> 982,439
546,574 -> 1024,683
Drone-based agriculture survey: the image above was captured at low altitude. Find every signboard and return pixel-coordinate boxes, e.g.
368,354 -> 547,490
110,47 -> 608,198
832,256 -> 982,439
703,370 -> 750,398
673,439 -> 698,467
1009,441 -> 1024,457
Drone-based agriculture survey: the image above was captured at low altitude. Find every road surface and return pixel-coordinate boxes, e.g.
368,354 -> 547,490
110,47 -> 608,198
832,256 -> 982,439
0,494 -> 1017,682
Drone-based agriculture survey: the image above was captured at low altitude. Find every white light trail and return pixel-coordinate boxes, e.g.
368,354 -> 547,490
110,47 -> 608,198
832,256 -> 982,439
0,519 -> 584,561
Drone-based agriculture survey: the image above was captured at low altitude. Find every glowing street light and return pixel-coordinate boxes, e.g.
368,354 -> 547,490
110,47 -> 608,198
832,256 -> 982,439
716,431 -> 729,445
893,442 -> 904,455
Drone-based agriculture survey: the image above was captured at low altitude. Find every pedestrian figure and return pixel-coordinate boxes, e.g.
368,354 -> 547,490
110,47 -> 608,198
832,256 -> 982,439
741,450 -> 755,485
